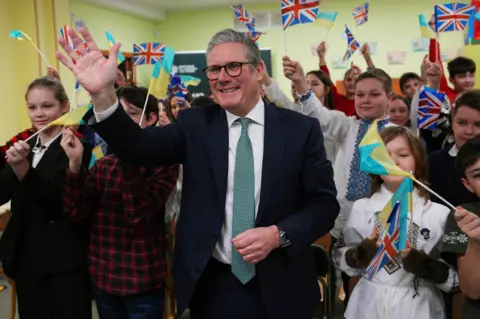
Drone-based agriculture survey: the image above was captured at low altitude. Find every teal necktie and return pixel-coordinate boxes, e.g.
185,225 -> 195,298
231,117 -> 256,284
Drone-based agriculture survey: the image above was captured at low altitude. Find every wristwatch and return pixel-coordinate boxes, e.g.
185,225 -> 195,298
296,89 -> 312,102
277,226 -> 291,248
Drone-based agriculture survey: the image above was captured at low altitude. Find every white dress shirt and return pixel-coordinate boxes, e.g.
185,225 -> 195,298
31,133 -> 62,168
94,98 -> 265,265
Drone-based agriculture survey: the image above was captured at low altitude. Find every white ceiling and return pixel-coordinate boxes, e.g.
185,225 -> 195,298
77,0 -> 280,21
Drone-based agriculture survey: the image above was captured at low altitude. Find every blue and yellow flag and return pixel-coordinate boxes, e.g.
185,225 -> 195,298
9,30 -> 27,40
105,30 -> 125,64
89,143 -> 106,169
418,14 -> 436,39
358,120 -> 414,178
149,46 -> 175,100
316,12 -> 338,30
48,103 -> 92,127
378,177 -> 413,251
179,75 -> 201,87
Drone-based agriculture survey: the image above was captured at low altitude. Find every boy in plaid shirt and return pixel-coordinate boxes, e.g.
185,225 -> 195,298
61,84 -> 179,319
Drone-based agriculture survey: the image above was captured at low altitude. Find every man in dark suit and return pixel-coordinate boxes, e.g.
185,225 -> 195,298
57,27 -> 339,319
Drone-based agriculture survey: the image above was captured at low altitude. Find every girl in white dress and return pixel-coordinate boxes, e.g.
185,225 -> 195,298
332,126 -> 459,319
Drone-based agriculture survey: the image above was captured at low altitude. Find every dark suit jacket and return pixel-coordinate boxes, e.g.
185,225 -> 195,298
91,101 -> 339,318
0,137 -> 92,278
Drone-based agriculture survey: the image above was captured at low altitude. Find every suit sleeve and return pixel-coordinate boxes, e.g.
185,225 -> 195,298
277,118 -> 339,256
122,164 -> 179,225
90,102 -> 186,168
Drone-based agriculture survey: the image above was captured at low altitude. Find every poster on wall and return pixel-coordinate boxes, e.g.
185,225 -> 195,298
173,49 -> 272,98
411,38 -> 430,52
387,51 -> 407,65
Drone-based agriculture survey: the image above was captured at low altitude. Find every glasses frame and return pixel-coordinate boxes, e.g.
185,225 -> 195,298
203,62 -> 256,80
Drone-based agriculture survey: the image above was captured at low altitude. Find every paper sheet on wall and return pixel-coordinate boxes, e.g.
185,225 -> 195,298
358,42 -> 378,55
411,38 -> 430,52
331,56 -> 348,69
387,51 -> 407,65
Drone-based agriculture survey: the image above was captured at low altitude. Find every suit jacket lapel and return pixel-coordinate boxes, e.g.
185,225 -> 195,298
256,103 -> 287,223
206,106 -> 229,212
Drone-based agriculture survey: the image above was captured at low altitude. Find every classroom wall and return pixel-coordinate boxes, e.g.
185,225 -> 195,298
70,1 -> 158,85
155,0 -> 478,96
1,0 -> 71,142
3,0 -> 480,142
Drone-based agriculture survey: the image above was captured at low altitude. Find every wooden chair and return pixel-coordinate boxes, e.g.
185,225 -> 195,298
0,203 -> 16,319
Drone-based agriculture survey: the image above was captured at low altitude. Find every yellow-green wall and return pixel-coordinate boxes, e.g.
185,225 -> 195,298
155,0 -> 479,95
3,0 -> 480,142
70,1 -> 157,85
1,0 -> 71,142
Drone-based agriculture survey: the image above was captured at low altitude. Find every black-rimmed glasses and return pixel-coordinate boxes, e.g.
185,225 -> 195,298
203,62 -> 255,80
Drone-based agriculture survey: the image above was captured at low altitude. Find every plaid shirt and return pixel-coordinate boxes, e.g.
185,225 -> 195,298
63,155 -> 179,295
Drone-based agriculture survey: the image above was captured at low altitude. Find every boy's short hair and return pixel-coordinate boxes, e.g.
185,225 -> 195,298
116,84 -> 159,124
399,72 -> 421,91
456,135 -> 480,178
447,57 -> 476,78
355,68 -> 392,94
454,90 -> 480,115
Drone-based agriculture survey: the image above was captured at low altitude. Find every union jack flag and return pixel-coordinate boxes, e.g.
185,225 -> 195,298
232,4 -> 255,31
343,25 -> 360,61
60,25 -> 89,54
434,2 -> 476,32
168,74 -> 188,100
352,2 -> 369,26
366,201 -> 401,280
243,30 -> 264,43
133,42 -> 165,66
281,0 -> 320,30
417,86 -> 446,130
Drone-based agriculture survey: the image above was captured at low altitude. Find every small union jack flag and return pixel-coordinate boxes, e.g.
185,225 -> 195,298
232,4 -> 255,31
243,30 -> 264,43
60,25 -> 89,54
366,201 -> 401,280
434,2 -> 476,32
168,73 -> 188,100
417,86 -> 446,130
343,25 -> 360,61
133,42 -> 165,66
352,2 -> 369,26
281,0 -> 320,30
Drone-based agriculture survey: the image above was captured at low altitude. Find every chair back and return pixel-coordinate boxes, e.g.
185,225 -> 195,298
311,244 -> 330,278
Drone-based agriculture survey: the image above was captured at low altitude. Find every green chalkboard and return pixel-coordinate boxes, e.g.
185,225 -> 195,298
173,49 -> 272,98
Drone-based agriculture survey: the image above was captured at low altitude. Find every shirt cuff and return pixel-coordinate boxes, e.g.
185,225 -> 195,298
94,99 -> 119,123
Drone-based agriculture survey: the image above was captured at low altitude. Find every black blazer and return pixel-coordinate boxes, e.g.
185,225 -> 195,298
0,137 -> 92,278
91,101 -> 339,318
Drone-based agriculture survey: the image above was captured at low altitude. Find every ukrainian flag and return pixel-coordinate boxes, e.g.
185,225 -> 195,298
149,47 -> 175,100
358,120 -> 414,178
89,143 -> 106,169
316,12 -> 338,30
48,103 -> 92,127
9,30 -> 27,40
105,30 -> 125,64
378,177 -> 413,250
418,14 -> 436,39
179,75 -> 201,87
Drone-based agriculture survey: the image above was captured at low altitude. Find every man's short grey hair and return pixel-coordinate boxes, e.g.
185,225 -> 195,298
206,29 -> 261,65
